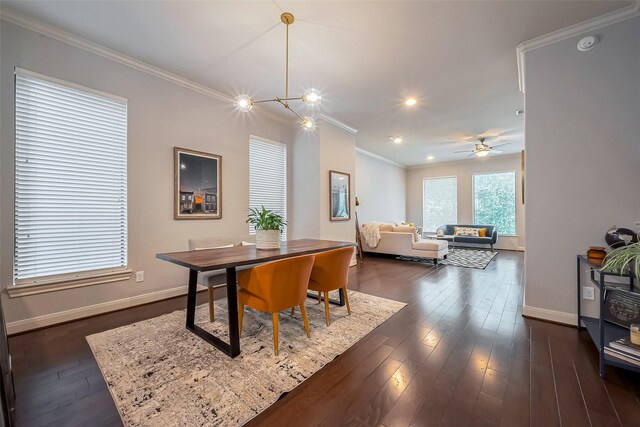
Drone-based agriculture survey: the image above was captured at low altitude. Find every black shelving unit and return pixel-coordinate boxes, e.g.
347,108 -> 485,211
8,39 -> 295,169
577,255 -> 637,377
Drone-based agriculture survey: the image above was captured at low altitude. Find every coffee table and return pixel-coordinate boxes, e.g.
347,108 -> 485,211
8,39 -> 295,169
435,235 -> 456,252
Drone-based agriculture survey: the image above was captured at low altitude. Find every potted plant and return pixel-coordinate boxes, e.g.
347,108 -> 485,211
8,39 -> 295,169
602,242 -> 640,280
246,206 -> 286,250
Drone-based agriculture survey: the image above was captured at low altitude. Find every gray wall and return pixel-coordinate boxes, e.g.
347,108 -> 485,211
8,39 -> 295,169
290,120 -> 357,243
524,15 -> 640,322
0,22 -> 296,327
355,151 -> 406,225
406,154 -> 525,251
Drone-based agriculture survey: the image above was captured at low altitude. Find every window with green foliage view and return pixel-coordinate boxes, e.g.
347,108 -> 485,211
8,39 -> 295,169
473,171 -> 516,235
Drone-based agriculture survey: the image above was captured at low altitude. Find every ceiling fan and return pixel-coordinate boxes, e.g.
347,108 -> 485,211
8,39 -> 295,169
455,137 -> 511,158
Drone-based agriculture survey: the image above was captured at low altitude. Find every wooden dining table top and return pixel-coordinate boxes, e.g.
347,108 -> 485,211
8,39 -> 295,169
156,238 -> 356,271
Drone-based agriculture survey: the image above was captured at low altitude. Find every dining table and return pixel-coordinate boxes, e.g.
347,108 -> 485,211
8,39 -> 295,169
156,238 -> 356,358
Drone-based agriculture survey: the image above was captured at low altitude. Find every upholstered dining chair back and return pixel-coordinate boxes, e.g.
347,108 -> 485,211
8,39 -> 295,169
238,254 -> 315,313
307,247 -> 355,326
309,247 -> 355,292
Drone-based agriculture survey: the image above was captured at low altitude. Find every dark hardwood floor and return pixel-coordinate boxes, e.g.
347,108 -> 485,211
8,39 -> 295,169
8,251 -> 640,426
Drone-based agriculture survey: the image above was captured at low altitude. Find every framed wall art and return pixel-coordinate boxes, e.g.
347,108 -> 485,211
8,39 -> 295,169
329,170 -> 351,221
174,147 -> 222,219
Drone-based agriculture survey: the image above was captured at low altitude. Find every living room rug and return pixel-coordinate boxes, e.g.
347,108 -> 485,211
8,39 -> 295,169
86,290 -> 405,426
399,248 -> 498,269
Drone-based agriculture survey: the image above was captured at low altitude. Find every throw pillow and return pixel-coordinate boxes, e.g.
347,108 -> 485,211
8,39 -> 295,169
478,228 -> 487,237
392,225 -> 419,242
454,227 -> 479,237
379,223 -> 394,232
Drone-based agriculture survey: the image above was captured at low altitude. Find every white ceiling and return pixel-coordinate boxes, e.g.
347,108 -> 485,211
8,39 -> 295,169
2,1 -> 631,166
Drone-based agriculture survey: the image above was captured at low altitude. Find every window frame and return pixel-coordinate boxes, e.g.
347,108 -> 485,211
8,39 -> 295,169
248,134 -> 287,240
472,170 -> 517,236
422,176 -> 458,233
11,68 -> 130,297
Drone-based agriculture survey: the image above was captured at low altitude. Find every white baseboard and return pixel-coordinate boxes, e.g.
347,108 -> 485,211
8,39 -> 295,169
517,246 -> 525,252
522,304 -> 577,326
6,284 -> 201,335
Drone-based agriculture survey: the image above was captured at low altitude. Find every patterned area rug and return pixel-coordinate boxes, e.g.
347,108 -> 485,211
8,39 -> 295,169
86,291 -> 405,426
398,248 -> 498,269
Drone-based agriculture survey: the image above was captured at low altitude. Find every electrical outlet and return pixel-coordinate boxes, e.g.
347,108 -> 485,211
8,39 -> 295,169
135,271 -> 144,283
583,287 -> 595,301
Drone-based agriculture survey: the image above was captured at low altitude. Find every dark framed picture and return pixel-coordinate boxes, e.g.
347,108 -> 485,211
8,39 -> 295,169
605,288 -> 640,329
329,170 -> 350,221
174,147 -> 222,220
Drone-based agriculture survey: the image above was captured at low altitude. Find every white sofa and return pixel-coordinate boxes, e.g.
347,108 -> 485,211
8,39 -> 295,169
363,231 -> 448,263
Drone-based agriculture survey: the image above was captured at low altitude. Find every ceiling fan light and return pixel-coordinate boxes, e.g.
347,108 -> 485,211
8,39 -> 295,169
302,88 -> 322,106
302,116 -> 316,131
476,150 -> 490,158
234,94 -> 253,112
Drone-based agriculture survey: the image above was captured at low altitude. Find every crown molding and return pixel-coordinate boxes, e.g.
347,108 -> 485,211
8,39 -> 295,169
319,114 -> 358,135
0,7 -> 293,125
406,152 -> 521,170
355,147 -> 404,168
516,1 -> 640,92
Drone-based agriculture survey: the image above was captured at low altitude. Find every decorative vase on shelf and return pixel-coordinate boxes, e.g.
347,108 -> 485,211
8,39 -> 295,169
255,229 -> 281,250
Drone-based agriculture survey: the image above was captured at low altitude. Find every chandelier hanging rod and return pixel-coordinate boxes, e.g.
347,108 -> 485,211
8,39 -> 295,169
234,12 -> 322,131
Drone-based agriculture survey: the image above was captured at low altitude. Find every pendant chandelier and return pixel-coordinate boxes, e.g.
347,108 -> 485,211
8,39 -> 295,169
234,12 -> 321,131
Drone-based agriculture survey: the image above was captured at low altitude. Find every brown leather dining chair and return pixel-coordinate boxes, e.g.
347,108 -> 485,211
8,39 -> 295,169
237,254 -> 315,356
305,246 -> 354,326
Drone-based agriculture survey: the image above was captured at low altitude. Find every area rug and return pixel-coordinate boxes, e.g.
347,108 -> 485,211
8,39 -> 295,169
398,248 -> 498,269
86,290 -> 405,426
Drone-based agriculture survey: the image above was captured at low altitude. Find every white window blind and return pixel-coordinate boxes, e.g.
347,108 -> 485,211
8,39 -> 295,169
423,177 -> 457,233
249,137 -> 287,240
14,69 -> 128,284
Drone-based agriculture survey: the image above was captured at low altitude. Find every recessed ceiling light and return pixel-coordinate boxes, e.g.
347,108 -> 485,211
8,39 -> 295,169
391,136 -> 403,144
427,155 -> 434,160
405,98 -> 417,107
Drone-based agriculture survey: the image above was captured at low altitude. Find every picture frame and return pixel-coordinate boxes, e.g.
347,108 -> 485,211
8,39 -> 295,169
329,170 -> 351,221
174,147 -> 222,220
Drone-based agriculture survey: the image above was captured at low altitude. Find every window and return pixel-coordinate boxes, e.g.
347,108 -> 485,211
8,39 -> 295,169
249,137 -> 287,239
423,177 -> 457,232
473,171 -> 516,235
14,69 -> 127,285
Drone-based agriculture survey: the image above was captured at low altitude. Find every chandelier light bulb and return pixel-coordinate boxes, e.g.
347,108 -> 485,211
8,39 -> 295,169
476,150 -> 490,158
302,88 -> 322,106
302,116 -> 316,131
393,137 -> 403,144
405,98 -> 417,106
234,94 -> 253,112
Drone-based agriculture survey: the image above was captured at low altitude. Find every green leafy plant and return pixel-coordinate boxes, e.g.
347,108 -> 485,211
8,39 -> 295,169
601,243 -> 640,280
246,206 -> 286,232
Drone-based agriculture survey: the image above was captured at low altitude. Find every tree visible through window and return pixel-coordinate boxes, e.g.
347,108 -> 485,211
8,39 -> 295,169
473,171 -> 516,235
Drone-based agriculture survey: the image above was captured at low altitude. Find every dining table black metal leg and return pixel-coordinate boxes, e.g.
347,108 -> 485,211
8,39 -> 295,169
306,288 -> 346,306
184,267 -> 240,358
225,267 -> 241,357
185,269 -> 198,329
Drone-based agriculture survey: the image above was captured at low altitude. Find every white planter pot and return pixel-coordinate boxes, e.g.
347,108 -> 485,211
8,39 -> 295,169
255,230 -> 281,250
